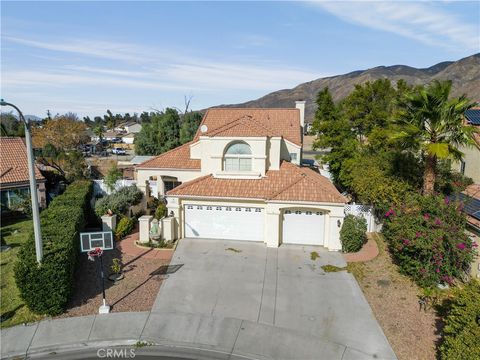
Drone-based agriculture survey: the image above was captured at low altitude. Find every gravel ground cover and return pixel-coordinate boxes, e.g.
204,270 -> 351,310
349,233 -> 441,360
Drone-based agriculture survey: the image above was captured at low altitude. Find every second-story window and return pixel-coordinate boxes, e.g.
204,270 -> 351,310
223,142 -> 252,172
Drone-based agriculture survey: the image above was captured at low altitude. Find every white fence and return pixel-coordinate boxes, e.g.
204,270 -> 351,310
344,204 -> 378,232
93,179 -> 137,196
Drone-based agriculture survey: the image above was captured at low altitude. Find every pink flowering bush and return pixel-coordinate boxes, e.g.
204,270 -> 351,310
382,194 -> 476,287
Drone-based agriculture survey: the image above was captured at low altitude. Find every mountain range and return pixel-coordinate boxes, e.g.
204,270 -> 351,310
217,53 -> 480,123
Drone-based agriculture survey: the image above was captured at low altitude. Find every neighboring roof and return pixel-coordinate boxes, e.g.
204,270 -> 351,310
167,161 -> 346,204
465,108 -> 480,125
0,137 -> 45,186
103,131 -> 121,138
136,141 -> 201,170
195,108 -> 302,146
464,184 -> 480,201
122,133 -> 135,138
130,155 -> 154,165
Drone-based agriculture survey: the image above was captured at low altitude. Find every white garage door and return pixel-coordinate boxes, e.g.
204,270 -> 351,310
184,204 -> 264,241
282,210 -> 325,246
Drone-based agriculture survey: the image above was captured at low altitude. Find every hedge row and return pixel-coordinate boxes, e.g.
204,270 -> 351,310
440,280 -> 480,360
14,180 -> 92,315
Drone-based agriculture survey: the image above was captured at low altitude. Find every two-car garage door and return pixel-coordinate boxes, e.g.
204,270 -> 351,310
184,204 -> 264,241
184,204 -> 326,246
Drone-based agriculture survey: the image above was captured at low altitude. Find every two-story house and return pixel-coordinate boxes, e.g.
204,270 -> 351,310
135,102 -> 346,250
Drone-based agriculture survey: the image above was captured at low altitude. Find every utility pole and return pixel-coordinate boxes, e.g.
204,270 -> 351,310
1,99 -> 43,263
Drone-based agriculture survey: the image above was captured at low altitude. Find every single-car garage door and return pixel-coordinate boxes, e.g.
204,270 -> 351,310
282,209 -> 325,246
184,204 -> 264,241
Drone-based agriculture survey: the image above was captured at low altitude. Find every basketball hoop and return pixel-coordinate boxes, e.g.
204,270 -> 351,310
87,247 -> 103,261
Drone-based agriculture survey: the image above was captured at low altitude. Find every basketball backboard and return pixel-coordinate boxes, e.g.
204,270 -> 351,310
80,231 -> 114,252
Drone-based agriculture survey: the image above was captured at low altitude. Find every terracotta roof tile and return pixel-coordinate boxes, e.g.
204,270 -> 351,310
136,141 -> 201,170
195,108 -> 302,145
167,161 -> 346,204
0,137 -> 45,187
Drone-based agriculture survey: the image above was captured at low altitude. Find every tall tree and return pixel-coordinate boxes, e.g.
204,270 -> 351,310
134,108 -> 181,155
32,115 -> 88,149
395,80 -> 477,195
179,112 -> 202,144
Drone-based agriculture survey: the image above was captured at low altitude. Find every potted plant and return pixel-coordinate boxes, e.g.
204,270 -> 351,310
108,258 -> 124,282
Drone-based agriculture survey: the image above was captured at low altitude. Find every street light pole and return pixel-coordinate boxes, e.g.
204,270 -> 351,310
1,99 -> 43,263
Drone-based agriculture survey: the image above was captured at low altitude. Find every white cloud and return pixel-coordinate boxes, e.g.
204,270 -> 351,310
310,1 -> 479,51
2,35 -> 323,92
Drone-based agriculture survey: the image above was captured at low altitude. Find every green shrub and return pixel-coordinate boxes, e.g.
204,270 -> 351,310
95,185 -> 143,217
115,216 -> 135,240
440,281 -> 480,360
340,214 -> 367,252
14,180 -> 92,315
155,202 -> 167,219
382,194 -> 476,288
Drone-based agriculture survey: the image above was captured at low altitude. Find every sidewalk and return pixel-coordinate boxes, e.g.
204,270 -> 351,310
1,311 -> 385,360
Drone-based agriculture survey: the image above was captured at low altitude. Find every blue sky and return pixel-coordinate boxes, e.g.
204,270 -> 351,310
1,1 -> 479,118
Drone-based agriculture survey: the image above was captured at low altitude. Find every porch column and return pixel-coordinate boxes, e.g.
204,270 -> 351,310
138,215 -> 153,243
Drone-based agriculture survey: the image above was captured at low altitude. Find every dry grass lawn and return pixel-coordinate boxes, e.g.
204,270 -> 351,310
349,233 -> 441,360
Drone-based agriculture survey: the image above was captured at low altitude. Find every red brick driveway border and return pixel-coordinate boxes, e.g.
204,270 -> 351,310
116,229 -> 174,261
342,233 -> 379,263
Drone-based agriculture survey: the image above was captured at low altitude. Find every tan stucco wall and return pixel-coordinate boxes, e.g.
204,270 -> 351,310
165,196 -> 345,251
453,145 -> 480,183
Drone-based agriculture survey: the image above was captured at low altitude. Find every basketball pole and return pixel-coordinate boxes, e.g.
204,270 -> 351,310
98,252 -> 110,314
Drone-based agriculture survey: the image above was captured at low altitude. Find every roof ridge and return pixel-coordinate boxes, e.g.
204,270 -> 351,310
166,174 -> 212,195
137,141 -> 196,167
267,170 -> 306,200
206,116 -> 252,136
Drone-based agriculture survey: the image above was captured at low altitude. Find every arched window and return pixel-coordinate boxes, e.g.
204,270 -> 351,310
223,142 -> 252,171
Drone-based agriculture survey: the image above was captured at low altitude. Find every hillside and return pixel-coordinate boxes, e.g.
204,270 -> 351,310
217,53 -> 480,122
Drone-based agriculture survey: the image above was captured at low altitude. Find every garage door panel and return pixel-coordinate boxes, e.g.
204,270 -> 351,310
282,210 -> 325,246
185,205 -> 264,241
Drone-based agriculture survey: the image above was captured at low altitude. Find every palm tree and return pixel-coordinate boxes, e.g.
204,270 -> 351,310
395,80 -> 477,195
93,124 -> 104,142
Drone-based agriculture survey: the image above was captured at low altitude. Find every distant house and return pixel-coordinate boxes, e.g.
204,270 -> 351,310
114,122 -> 142,134
0,137 -> 47,212
125,123 -> 142,134
122,133 -> 135,144
453,108 -> 480,183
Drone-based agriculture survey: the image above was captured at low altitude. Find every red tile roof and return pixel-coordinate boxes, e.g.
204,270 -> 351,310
136,141 -> 201,170
195,108 -> 302,146
167,161 -> 346,204
0,137 -> 45,187
136,107 -> 302,170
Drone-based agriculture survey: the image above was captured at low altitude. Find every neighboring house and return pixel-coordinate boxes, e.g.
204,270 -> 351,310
0,137 -> 47,212
125,123 -> 142,134
136,102 -> 347,250
103,131 -> 122,141
114,122 -> 142,134
453,108 -> 480,183
122,133 -> 135,144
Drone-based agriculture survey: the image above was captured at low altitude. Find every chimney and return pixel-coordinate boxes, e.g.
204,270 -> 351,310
295,100 -> 306,130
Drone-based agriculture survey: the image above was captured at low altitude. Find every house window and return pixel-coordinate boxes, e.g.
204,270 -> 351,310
0,188 -> 30,212
290,152 -> 298,161
223,142 -> 252,172
460,160 -> 466,174
164,180 -> 181,192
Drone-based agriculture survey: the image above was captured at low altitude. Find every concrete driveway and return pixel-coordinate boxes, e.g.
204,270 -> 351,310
153,239 -> 396,359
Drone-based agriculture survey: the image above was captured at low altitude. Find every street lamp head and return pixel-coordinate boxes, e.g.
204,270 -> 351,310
0,99 -> 7,106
